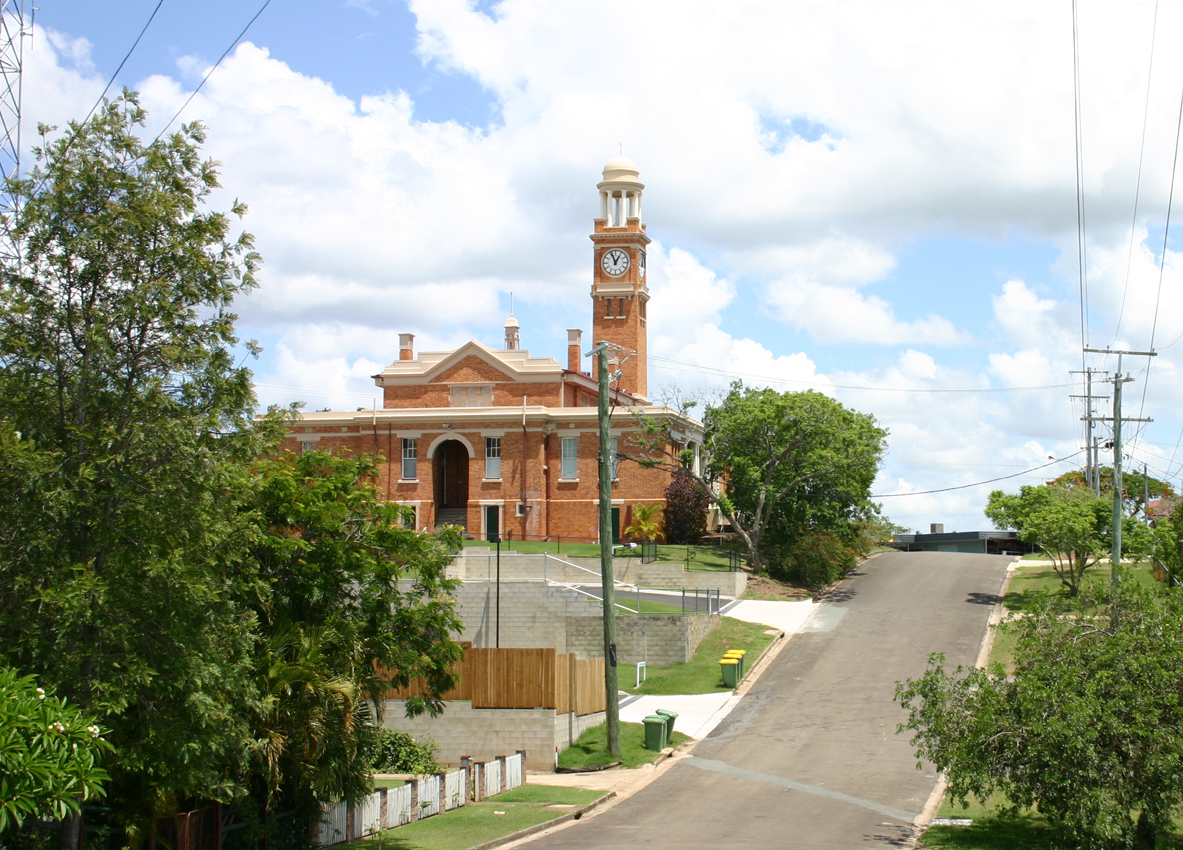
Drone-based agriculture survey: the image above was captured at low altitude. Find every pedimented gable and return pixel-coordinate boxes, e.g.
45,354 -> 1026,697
430,355 -> 518,384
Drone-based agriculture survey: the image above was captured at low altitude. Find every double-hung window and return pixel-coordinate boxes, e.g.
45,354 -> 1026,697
561,437 -> 578,479
485,437 -> 501,479
610,437 -> 620,479
401,438 -> 417,479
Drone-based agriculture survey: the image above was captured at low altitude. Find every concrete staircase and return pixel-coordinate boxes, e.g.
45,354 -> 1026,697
435,508 -> 468,530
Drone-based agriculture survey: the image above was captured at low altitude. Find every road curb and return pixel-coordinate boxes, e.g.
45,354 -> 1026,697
466,791 -> 617,850
904,556 -> 1020,849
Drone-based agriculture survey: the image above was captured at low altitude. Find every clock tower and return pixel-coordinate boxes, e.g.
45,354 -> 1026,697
590,155 -> 651,400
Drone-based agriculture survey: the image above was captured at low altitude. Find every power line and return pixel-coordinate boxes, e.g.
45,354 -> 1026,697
1071,0 -> 1090,360
1128,43 -> 1183,456
24,1 -> 163,202
648,355 -> 1073,394
152,0 -> 272,143
1112,0 -> 1160,346
872,450 -> 1085,498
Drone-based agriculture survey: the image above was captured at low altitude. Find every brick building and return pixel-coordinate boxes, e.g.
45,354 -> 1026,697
279,156 -> 704,542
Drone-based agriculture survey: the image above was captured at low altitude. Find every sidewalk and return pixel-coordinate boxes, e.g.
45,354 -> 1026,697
529,598 -> 818,796
722,598 -> 816,633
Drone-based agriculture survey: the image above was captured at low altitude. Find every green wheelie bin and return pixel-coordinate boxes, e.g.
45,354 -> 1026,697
723,649 -> 746,680
655,708 -> 679,740
643,714 -> 669,751
719,657 -> 740,689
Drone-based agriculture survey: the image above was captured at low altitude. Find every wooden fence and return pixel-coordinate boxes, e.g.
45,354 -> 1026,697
386,647 -> 604,716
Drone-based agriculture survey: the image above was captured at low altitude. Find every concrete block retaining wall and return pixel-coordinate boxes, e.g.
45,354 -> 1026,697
564,612 -> 721,666
384,699 -> 606,772
452,552 -> 747,597
449,581 -> 718,666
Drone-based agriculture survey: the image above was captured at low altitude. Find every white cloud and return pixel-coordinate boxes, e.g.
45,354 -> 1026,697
25,1 -> 1183,533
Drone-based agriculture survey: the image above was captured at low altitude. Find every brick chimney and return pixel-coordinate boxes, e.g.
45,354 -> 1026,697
399,333 -> 414,361
567,329 -> 582,372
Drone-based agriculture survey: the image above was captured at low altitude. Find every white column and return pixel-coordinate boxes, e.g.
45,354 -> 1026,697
599,191 -> 608,220
635,192 -> 642,223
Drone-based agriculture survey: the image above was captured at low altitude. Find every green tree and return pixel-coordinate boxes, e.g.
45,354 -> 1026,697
249,450 -> 464,806
986,485 -> 1109,594
1049,469 -> 1175,518
1152,507 -> 1183,584
0,668 -> 113,834
0,94 -> 272,834
897,581 -> 1183,849
635,383 -> 886,576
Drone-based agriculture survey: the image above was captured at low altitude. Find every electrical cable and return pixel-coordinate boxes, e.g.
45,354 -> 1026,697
648,355 -> 1073,394
872,450 -> 1085,498
24,1 -> 164,201
1128,45 -> 1183,456
1112,0 -> 1160,346
1071,0 -> 1090,362
152,0 -> 272,143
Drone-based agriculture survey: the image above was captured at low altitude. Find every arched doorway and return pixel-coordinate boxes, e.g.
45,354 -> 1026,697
434,439 -> 470,515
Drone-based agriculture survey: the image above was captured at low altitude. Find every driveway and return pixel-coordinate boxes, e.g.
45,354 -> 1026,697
524,550 -> 1012,849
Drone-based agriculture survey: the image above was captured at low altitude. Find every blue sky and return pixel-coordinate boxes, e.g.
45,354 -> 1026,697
24,0 -> 1183,532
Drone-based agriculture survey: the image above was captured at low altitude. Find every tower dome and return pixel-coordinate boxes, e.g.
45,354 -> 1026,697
601,155 -> 640,183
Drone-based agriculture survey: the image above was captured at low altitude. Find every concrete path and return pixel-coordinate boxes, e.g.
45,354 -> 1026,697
519,551 -> 1011,849
618,692 -> 741,740
723,598 -> 816,633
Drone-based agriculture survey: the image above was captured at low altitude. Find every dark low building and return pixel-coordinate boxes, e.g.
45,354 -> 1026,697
892,528 -> 1037,556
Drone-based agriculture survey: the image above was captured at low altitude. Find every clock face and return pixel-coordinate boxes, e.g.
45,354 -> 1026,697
639,251 -> 646,279
601,248 -> 630,276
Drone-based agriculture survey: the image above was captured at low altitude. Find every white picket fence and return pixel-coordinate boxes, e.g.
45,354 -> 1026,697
388,783 -> 413,827
316,755 -> 524,846
417,774 -> 441,819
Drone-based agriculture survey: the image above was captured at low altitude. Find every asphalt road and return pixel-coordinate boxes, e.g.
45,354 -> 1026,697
528,550 -> 1012,850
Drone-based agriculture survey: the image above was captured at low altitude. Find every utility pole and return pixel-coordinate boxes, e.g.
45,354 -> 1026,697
1083,348 -> 1156,600
590,341 -> 621,758
1070,368 -> 1107,491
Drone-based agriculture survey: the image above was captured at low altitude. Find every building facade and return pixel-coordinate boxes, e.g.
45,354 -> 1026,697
278,156 -> 704,542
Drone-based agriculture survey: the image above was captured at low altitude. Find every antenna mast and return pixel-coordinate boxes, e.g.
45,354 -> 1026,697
0,0 -> 30,261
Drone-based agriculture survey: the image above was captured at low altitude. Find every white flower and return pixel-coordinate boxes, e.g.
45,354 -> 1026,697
35,688 -> 45,700
87,725 -> 100,737
51,722 -> 65,733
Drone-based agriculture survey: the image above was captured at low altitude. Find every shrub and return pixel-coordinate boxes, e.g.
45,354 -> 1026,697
664,469 -> 709,545
766,532 -> 856,589
367,729 -> 439,774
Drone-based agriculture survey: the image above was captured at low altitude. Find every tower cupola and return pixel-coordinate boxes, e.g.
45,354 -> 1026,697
597,155 -> 644,227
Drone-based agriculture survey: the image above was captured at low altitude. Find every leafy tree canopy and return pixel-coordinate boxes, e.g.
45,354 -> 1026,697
1048,469 -> 1175,518
249,450 -> 464,805
0,668 -> 113,834
635,382 -> 886,579
898,580 -> 1183,849
0,94 -> 466,840
986,485 -> 1153,594
0,93 -> 271,826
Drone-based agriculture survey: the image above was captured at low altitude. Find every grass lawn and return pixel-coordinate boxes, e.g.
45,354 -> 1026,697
618,617 -> 777,695
472,540 -> 744,572
341,785 -> 606,850
557,720 -> 691,770
920,813 -> 1056,849
612,597 -> 684,614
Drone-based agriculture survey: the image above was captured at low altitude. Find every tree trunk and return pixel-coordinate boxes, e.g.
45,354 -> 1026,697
59,804 -> 83,850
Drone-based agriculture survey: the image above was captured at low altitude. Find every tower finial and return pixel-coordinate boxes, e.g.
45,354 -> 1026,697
504,292 -> 520,350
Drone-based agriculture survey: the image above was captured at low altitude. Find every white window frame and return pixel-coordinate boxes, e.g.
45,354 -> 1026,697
610,437 -> 620,480
485,437 -> 502,480
561,436 -> 578,480
401,438 -> 417,480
